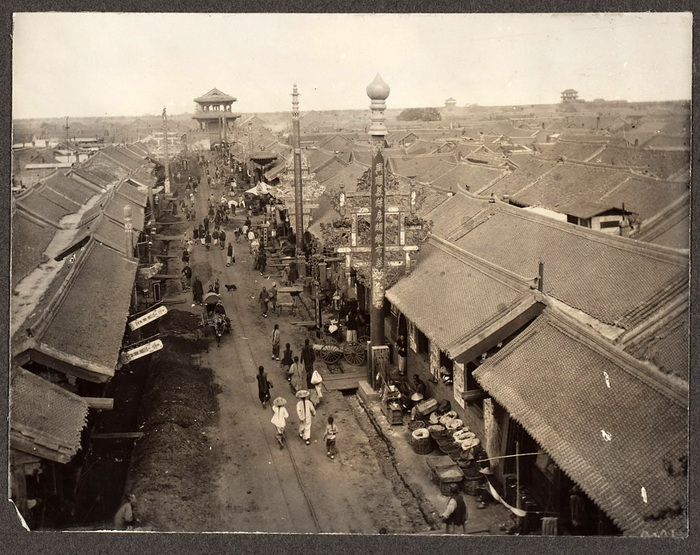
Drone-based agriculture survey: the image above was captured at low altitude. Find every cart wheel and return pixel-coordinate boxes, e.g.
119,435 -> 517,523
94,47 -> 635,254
320,337 -> 342,364
344,338 -> 368,366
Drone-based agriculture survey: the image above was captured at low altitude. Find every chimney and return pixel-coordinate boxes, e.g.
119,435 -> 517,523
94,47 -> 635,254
538,260 -> 544,292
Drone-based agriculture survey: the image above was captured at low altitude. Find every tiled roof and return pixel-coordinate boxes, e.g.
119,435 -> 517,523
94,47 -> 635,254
74,214 -> 134,256
644,134 -> 690,150
430,162 -> 508,194
509,162 -> 631,213
449,203 -> 688,327
36,184 -> 81,214
194,88 -> 236,102
386,240 -> 534,358
15,186 -> 74,226
305,148 -> 336,173
11,209 -> 57,288
313,157 -> 348,184
318,134 -> 355,152
101,146 -> 144,171
636,199 -> 690,250
115,180 -> 148,208
115,144 -> 145,163
601,176 -> 688,222
538,140 -> 606,162
43,172 -> 100,205
388,154 -> 458,182
37,241 -> 137,380
423,192 -> 489,238
71,167 -> 111,190
104,194 -> 145,232
592,145 -> 690,180
478,157 -> 557,199
80,152 -> 131,185
10,367 -> 89,463
322,163 -> 371,196
474,309 -> 687,536
620,302 -> 689,381
404,140 -> 440,155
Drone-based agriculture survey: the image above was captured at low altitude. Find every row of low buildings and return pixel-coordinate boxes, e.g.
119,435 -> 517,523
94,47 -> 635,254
241,107 -> 689,535
10,142 -> 161,528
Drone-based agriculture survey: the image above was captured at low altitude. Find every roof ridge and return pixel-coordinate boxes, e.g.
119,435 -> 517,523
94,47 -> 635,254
429,234 -> 535,290
491,201 -> 689,265
544,308 -> 688,405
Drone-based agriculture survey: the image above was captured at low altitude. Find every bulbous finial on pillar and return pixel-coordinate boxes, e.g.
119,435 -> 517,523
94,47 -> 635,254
367,74 -> 390,138
367,74 -> 390,100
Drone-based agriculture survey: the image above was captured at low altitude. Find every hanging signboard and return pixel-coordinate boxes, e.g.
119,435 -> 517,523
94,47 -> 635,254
128,305 -> 168,331
121,339 -> 163,364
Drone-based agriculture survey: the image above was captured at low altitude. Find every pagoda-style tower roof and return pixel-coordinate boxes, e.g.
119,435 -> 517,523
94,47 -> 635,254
194,88 -> 237,103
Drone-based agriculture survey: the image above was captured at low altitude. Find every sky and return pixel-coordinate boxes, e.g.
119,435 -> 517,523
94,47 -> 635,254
12,12 -> 693,120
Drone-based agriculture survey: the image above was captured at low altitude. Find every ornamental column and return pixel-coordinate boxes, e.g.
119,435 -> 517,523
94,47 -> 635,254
367,74 -> 390,388
291,84 -> 305,255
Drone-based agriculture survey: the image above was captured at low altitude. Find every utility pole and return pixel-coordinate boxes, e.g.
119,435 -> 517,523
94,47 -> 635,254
291,84 -> 305,256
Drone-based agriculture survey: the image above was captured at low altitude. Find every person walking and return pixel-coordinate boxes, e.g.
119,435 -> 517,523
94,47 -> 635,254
192,277 -> 204,305
269,283 -> 278,313
259,286 -> 270,318
205,231 -> 212,251
270,398 -> 289,449
441,483 -> 468,534
181,264 -> 192,292
281,343 -> 294,381
288,262 -> 299,285
214,278 -> 220,295
256,366 -> 273,409
296,390 -> 316,445
219,229 -> 227,249
324,416 -> 338,459
271,324 -> 281,361
212,228 -> 219,247
258,249 -> 267,275
301,338 -> 316,389
346,309 -> 358,345
227,242 -> 234,266
290,355 -> 306,391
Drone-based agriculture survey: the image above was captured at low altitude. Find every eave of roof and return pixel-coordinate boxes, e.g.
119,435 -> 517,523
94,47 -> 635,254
473,308 -> 687,536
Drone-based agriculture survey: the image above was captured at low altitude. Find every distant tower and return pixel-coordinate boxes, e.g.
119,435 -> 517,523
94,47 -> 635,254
445,97 -> 457,108
561,89 -> 579,103
193,88 -> 241,142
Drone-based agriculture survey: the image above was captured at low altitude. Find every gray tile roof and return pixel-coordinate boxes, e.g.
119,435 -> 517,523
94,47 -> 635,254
447,202 -> 688,327
474,309 -> 687,536
11,367 -> 89,463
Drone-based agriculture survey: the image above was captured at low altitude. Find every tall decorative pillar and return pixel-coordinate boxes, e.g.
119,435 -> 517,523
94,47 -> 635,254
367,74 -> 390,388
162,107 -> 171,195
291,84 -> 305,255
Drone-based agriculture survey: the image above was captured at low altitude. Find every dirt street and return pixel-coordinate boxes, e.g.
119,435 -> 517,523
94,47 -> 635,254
127,157 -> 429,533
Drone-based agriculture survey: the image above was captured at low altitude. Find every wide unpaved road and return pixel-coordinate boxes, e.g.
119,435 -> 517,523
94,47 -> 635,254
193,174 -> 424,534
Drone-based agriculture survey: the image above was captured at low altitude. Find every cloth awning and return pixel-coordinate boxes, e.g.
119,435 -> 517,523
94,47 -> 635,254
245,182 -> 273,196
473,308 -> 688,536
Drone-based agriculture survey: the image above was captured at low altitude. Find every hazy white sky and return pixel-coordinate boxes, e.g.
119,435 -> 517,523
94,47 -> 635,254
12,12 -> 692,119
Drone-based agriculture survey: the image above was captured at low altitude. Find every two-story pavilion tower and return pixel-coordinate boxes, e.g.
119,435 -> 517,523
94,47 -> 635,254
192,88 -> 241,140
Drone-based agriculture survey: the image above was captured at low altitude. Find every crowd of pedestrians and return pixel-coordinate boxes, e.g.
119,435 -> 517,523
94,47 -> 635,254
177,149 -> 340,461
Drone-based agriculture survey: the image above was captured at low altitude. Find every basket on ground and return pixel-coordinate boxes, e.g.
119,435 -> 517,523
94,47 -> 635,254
411,428 -> 434,454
